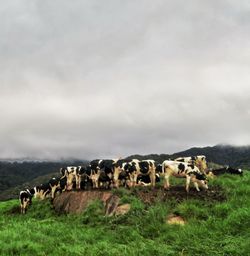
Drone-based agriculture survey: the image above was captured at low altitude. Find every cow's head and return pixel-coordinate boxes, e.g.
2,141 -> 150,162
194,173 -> 208,190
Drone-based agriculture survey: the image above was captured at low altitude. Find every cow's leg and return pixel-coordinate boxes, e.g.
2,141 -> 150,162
150,170 -> 156,188
51,185 -> 60,199
51,186 -> 56,199
163,167 -> 172,190
20,204 -> 23,214
40,190 -> 45,200
77,174 -> 82,190
23,199 -> 28,214
67,173 -> 74,191
76,174 -> 82,190
193,181 -> 200,191
163,174 -> 170,190
133,172 -> 138,187
75,174 -> 79,189
186,175 -> 191,192
113,167 -> 120,188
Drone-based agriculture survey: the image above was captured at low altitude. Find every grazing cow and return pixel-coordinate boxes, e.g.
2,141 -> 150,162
19,189 -> 34,214
210,166 -> 243,176
162,160 -> 208,192
126,159 -> 156,188
175,155 -> 208,173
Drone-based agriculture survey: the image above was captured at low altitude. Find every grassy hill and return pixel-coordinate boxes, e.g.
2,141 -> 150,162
1,172 -> 250,255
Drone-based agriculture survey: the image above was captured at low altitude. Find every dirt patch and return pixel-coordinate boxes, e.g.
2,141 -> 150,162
131,185 -> 226,205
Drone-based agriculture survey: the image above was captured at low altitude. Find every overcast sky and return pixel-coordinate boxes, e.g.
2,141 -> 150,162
0,0 -> 250,160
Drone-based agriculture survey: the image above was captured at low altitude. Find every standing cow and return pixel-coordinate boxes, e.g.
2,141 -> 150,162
89,159 -> 118,189
175,155 -> 208,174
162,160 -> 208,192
19,189 -> 34,214
113,159 -> 131,188
60,166 -> 83,190
126,159 -> 156,188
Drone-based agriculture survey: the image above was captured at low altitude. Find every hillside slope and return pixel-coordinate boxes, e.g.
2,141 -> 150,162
0,160 -> 87,201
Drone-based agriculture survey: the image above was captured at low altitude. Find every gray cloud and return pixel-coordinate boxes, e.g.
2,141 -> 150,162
0,0 -> 250,160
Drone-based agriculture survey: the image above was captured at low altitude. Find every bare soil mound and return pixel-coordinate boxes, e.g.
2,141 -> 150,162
53,185 -> 226,215
132,185 -> 226,204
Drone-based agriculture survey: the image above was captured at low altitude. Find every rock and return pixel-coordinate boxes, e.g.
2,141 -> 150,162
167,214 -> 186,225
105,194 -> 120,216
115,204 -> 131,216
53,191 -> 120,215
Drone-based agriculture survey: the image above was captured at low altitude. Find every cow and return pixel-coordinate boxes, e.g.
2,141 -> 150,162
209,166 -> 243,176
60,166 -> 83,190
113,159 -> 131,188
175,155 -> 208,174
126,159 -> 156,188
98,159 -> 120,189
19,189 -> 34,214
50,176 -> 68,196
89,160 -> 103,188
137,173 -> 160,186
161,160 -> 208,192
35,183 -> 51,200
77,165 -> 93,190
89,159 -> 118,189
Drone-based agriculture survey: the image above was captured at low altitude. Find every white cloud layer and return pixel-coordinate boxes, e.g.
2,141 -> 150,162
0,0 -> 250,160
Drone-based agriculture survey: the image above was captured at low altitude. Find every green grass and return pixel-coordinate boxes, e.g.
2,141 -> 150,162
0,172 -> 250,256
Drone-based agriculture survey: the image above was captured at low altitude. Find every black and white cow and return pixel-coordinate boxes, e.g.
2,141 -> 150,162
161,160 -> 208,192
126,159 -> 156,188
113,159 -> 131,188
89,159 -> 118,189
137,173 -> 160,186
77,165 -> 93,190
50,176 -> 68,196
89,160 -> 102,188
98,159 -> 119,189
35,183 -> 51,200
60,166 -> 83,190
210,166 -> 243,176
19,189 -> 34,214
175,155 -> 208,174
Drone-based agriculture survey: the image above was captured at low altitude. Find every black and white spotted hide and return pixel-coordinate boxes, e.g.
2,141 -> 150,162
19,189 -> 34,214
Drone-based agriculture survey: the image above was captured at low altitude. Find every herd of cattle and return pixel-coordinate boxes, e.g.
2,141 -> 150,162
19,155 -> 243,214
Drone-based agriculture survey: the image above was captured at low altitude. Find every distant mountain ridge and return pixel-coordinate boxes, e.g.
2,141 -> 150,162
127,144 -> 250,168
